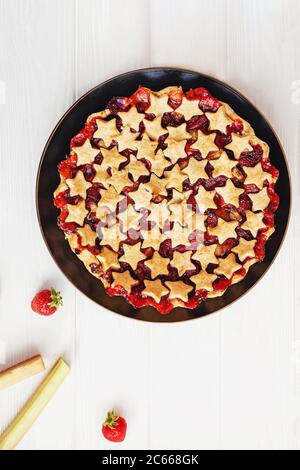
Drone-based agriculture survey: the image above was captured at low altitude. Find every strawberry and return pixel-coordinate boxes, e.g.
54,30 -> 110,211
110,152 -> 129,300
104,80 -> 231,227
31,288 -> 63,316
102,410 -> 127,443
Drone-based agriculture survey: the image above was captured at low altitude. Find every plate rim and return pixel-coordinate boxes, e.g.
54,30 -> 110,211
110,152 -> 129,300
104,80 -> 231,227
36,66 -> 292,323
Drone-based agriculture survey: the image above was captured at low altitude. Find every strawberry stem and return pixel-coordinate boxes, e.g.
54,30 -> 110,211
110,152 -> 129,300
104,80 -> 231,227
48,288 -> 63,309
103,410 -> 119,429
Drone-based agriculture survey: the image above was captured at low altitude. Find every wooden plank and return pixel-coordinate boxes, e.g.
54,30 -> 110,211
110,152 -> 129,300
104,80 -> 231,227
221,0 -> 300,450
73,0 -> 151,450
147,0 -> 228,450
0,0 -> 76,450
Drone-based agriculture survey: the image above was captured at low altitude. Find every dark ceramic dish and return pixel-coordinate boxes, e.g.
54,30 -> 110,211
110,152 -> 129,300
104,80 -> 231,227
36,67 -> 291,322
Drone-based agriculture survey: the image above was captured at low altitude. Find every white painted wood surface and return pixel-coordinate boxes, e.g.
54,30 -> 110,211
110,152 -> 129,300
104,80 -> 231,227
0,0 -> 299,450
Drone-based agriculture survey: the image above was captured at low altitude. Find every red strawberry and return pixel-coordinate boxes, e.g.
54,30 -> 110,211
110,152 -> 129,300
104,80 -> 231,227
31,288 -> 63,316
102,410 -> 127,443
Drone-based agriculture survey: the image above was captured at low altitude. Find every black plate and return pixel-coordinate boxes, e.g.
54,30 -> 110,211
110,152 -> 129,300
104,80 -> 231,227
36,67 -> 291,323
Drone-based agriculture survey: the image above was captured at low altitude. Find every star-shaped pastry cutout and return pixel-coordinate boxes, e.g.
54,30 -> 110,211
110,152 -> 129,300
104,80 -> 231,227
165,281 -> 193,302
176,97 -> 202,120
130,185 -> 153,210
241,211 -> 265,236
244,164 -> 273,189
118,204 -> 143,232
100,147 -> 127,170
171,251 -> 196,276
112,271 -> 139,293
98,223 -> 126,251
143,116 -> 167,141
119,242 -> 147,269
164,139 -> 187,164
142,279 -> 169,303
265,226 -> 275,237
225,134 -> 252,158
54,179 -> 68,198
249,187 -> 270,211
66,170 -> 91,198
164,223 -> 192,248
169,204 -> 194,227
149,149 -> 172,176
182,157 -> 209,184
144,173 -> 168,197
77,225 -> 97,246
190,131 -> 218,157
214,253 -> 241,279
194,186 -> 217,213
144,252 -> 170,278
210,151 -> 237,178
192,243 -> 218,269
95,206 -> 111,222
147,201 -> 170,228
72,139 -> 100,166
66,233 -> 79,251
216,180 -> 244,207
127,156 -> 149,180
186,212 -> 206,233
118,106 -> 144,131
98,186 -> 124,211
135,134 -> 158,161
66,200 -> 87,226
146,92 -> 173,115
107,169 -> 132,193
97,246 -> 120,271
114,126 -> 138,153
208,219 -> 238,244
93,118 -> 119,147
77,249 -> 99,270
93,164 -> 110,187
141,225 -> 164,251
167,124 -> 191,140
190,270 -> 217,292
206,105 -> 233,134
164,164 -> 188,191
232,239 -> 256,262
86,109 -> 110,123
169,189 -> 192,206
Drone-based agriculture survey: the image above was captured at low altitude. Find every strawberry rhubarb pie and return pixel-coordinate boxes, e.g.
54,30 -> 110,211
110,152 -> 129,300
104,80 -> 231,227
54,86 -> 279,314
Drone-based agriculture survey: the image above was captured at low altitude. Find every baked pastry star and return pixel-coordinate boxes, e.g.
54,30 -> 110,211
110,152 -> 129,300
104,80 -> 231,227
119,242 -> 147,270
66,170 -> 91,198
165,281 -> 193,302
208,219 -> 238,244
94,118 -> 119,147
182,158 -> 208,184
144,252 -> 170,278
72,139 -> 100,166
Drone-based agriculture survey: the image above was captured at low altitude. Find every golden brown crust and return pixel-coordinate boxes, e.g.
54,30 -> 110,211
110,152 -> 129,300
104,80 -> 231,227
54,85 -> 279,313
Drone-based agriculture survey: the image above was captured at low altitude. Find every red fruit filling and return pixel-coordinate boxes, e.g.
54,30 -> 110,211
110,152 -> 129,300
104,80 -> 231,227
239,145 -> 263,167
130,86 -> 151,112
54,86 -> 281,314
186,87 -> 221,112
168,87 -> 184,109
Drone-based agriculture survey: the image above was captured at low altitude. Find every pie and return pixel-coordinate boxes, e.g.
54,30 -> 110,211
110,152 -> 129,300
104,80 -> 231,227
54,85 -> 280,314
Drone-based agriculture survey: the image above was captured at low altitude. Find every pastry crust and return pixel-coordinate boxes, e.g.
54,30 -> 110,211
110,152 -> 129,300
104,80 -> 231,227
54,85 -> 279,314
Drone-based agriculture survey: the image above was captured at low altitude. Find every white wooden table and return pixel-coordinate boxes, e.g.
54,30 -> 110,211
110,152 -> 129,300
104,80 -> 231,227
0,0 -> 299,450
